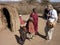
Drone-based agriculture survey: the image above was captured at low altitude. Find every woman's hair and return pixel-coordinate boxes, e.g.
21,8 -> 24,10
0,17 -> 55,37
47,4 -> 53,10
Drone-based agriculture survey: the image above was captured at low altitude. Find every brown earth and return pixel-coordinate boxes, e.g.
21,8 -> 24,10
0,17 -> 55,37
0,14 -> 60,45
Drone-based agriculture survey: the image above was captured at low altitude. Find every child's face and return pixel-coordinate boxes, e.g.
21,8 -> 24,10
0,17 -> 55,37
30,18 -> 33,21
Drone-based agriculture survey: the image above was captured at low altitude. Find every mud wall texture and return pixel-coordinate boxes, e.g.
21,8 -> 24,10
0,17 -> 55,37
0,4 -> 20,32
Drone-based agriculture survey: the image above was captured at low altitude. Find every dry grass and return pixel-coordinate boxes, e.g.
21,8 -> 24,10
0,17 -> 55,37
12,2 -> 60,15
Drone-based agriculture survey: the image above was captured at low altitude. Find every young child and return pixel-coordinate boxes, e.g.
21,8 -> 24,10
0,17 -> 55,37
19,15 -> 25,25
19,15 -> 27,44
26,18 -> 35,39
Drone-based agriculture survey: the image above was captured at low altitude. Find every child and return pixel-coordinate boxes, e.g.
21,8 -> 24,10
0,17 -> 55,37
19,15 -> 25,25
19,15 -> 27,44
26,18 -> 35,39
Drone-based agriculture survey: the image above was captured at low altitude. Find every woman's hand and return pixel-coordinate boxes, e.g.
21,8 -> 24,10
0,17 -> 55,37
47,14 -> 51,17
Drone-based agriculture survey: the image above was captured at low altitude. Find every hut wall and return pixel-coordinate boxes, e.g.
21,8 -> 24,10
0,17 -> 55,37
0,4 -> 20,32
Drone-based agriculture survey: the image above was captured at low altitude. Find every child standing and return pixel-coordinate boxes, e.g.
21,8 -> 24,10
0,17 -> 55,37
26,18 -> 35,39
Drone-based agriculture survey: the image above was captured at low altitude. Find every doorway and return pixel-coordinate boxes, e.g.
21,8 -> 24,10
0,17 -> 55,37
2,8 -> 11,30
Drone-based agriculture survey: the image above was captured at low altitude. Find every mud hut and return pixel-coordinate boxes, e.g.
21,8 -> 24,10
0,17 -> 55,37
0,4 -> 20,32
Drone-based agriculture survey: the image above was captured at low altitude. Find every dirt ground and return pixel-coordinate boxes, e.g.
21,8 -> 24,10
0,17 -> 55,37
0,14 -> 60,45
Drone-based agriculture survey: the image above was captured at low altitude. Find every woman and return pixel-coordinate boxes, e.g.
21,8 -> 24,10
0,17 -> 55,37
30,8 -> 38,35
45,4 -> 58,40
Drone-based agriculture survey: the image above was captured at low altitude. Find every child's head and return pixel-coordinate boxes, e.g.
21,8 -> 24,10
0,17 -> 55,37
21,26 -> 27,31
29,17 -> 33,22
23,26 -> 26,30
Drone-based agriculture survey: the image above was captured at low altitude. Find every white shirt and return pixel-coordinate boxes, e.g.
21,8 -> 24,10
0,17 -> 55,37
48,9 -> 58,22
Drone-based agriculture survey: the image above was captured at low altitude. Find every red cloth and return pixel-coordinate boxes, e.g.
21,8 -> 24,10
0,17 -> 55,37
30,12 -> 38,33
28,21 -> 35,33
19,16 -> 25,25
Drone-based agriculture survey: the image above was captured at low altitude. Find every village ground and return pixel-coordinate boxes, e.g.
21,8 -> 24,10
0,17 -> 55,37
0,14 -> 60,45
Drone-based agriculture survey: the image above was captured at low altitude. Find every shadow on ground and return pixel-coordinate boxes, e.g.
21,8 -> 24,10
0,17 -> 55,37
36,32 -> 46,40
38,16 -> 47,20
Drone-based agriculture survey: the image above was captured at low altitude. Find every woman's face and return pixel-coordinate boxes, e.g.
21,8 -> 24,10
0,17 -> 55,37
47,5 -> 53,10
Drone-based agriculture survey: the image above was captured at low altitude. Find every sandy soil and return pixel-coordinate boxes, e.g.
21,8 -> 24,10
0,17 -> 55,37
0,14 -> 60,45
